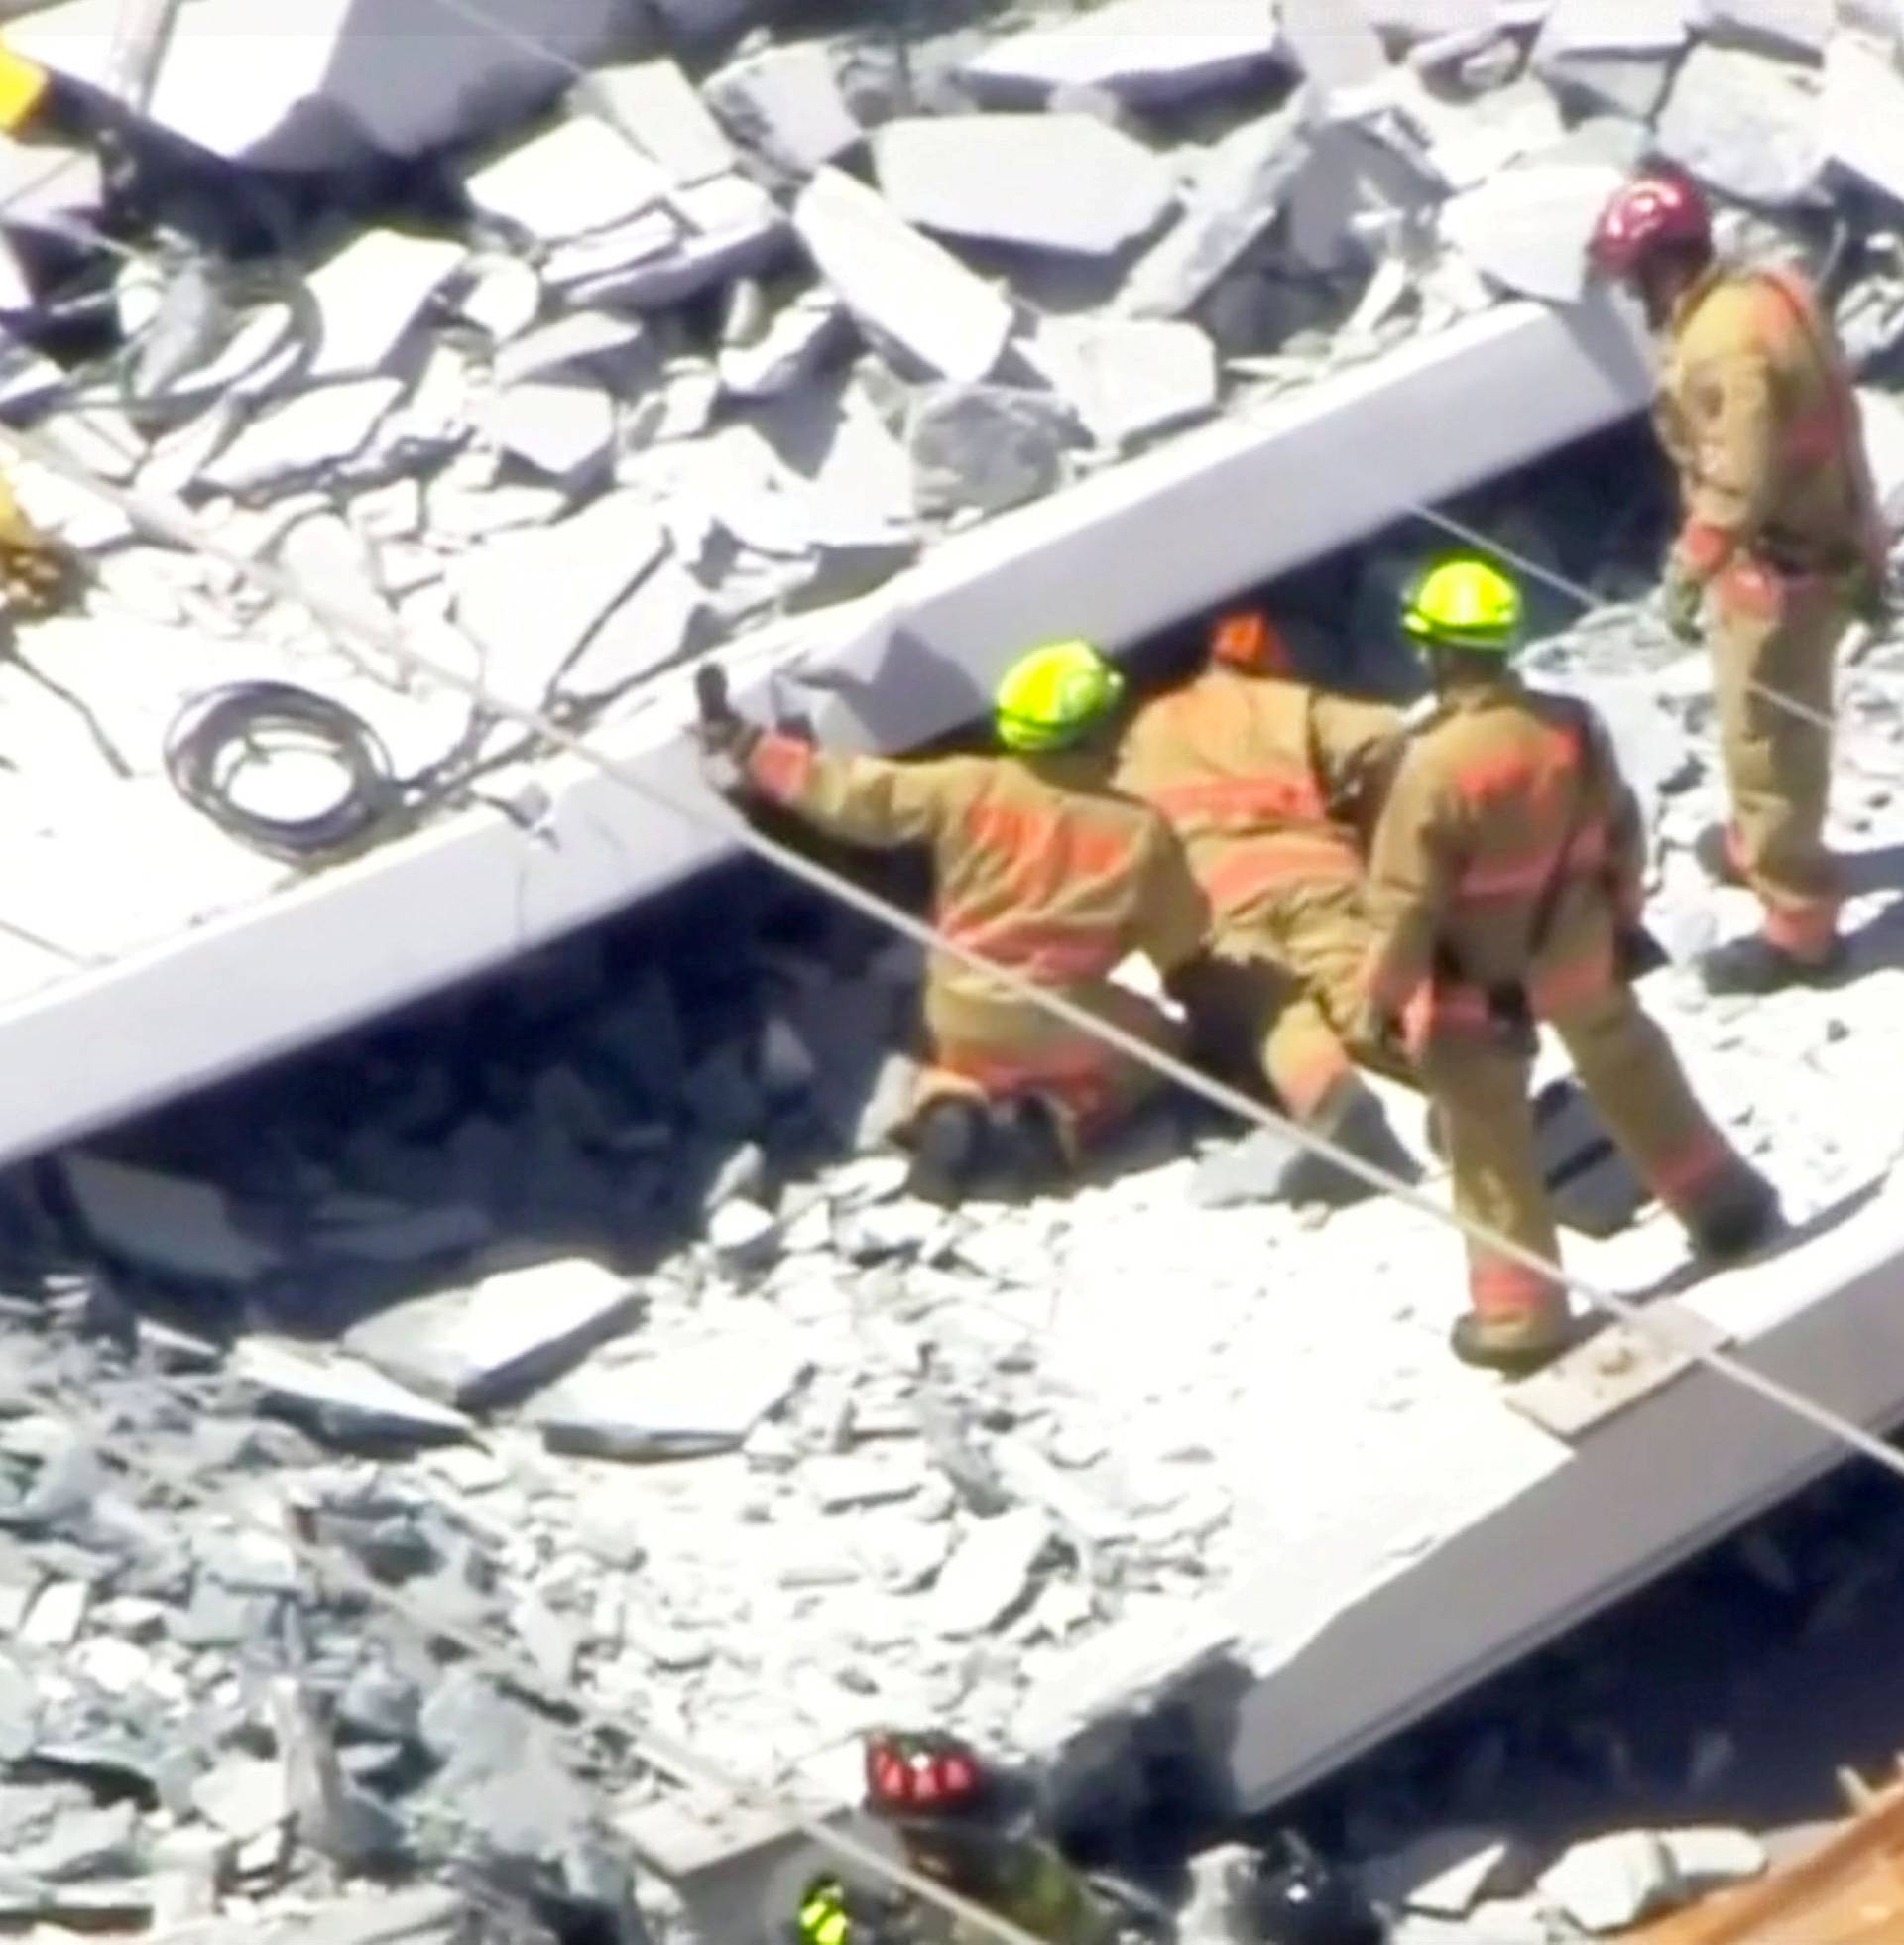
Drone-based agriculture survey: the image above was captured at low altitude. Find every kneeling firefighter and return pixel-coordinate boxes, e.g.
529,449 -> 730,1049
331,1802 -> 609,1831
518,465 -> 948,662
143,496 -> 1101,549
1362,557 -> 1781,1373
698,643 -> 1208,1207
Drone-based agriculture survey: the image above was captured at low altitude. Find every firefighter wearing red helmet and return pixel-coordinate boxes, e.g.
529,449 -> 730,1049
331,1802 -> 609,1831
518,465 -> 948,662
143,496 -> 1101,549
1589,167 -> 1891,995
858,1732 -> 1119,1945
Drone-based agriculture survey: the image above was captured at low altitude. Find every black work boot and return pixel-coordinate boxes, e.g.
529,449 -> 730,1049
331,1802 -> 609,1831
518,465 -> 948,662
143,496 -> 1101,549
1449,1310 -> 1574,1378
1694,822 -> 1745,890
1699,932 -> 1845,997
1690,1166 -> 1783,1265
985,1096 -> 1070,1201
905,1099 -> 989,1207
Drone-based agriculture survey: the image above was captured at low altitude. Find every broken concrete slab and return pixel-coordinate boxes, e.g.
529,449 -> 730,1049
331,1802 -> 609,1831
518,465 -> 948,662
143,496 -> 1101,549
231,1338 -> 473,1445
343,1257 -> 643,1410
1119,99 -> 1310,318
571,174 -> 790,310
793,167 -> 1013,384
1823,35 -> 1904,207
61,1154 -> 280,1283
534,1329 -> 809,1460
1361,0 -> 1497,35
1689,0 -> 1831,58
1660,1826 -> 1766,1893
201,379 -> 404,494
465,117 -> 669,241
1022,315 -> 1219,450
1282,0 -> 1389,105
561,558 -> 717,704
874,114 -> 1176,259
480,380 -> 618,489
705,42 -> 862,178
1440,159 -> 1625,303
191,1756 -> 291,1843
964,0 -> 1284,107
909,383 -> 1076,517
580,59 -> 740,187
306,229 -> 465,383
1532,0 -> 1690,117
932,1507 -> 1051,1636
1653,42 -> 1824,206
452,490 -> 668,710
494,310 -> 650,388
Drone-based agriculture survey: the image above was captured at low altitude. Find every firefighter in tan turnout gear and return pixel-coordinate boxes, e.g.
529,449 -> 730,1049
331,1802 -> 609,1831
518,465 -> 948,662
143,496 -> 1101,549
1116,609 -> 1412,1183
698,641 -> 1208,1207
1362,558 -> 1781,1374
1590,168 -> 1891,995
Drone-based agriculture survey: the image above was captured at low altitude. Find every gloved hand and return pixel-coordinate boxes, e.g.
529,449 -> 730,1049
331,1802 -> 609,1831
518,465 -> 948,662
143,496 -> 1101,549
0,535 -> 81,618
1660,557 -> 1707,646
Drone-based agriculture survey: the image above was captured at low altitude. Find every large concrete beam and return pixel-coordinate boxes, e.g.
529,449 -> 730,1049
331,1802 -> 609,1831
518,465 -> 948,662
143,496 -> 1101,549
0,297 -> 1651,1168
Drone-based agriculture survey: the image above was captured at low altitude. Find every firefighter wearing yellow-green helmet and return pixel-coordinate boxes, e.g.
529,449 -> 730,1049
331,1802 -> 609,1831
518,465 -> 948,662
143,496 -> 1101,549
994,639 -> 1127,753
1400,556 -> 1524,653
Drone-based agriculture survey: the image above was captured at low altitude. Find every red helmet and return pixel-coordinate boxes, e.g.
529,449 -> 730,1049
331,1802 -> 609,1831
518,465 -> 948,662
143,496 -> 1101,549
863,1731 -> 992,1823
1588,171 -> 1713,280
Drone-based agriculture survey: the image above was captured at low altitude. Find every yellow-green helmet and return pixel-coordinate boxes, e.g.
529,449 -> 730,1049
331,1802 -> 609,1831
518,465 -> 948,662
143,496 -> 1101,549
994,639 -> 1126,753
1401,557 -> 1523,652
795,1878 -> 852,1945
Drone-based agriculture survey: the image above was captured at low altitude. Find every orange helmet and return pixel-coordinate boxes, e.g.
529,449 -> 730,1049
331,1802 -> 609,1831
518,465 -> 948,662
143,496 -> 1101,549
1210,609 -> 1293,676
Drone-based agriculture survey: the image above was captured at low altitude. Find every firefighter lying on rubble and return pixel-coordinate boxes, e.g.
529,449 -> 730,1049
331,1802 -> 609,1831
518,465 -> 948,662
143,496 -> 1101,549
1589,167 -> 1891,997
1362,556 -> 1782,1375
697,641 -> 1209,1207
1115,607 -> 1415,1192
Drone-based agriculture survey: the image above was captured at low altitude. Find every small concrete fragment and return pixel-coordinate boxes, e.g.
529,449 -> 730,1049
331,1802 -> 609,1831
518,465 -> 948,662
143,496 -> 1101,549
465,117 -> 668,239
704,43 -> 862,178
707,1196 -> 781,1272
1361,1828 -> 1509,1916
720,288 -> 848,400
581,59 -> 739,187
933,1508 -> 1051,1636
1538,1830 -> 1679,1933
535,1330 -> 808,1460
794,167 -> 1013,383
191,1756 -> 290,1843
1120,100 -> 1310,318
1653,43 -> 1824,206
1440,160 -> 1625,303
61,1154 -> 280,1283
1660,1827 -> 1766,1893
231,1339 -> 473,1444
964,0 -> 1283,107
481,380 -> 618,489
306,229 -> 464,382
344,1257 -> 642,1410
909,384 -> 1075,517
1024,315 -> 1220,449
874,114 -> 1176,258
1824,36 -> 1904,207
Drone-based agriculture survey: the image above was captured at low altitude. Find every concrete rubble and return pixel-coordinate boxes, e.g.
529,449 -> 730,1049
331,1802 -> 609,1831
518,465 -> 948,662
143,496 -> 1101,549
0,0 -> 1891,1015
0,4 -> 1896,1939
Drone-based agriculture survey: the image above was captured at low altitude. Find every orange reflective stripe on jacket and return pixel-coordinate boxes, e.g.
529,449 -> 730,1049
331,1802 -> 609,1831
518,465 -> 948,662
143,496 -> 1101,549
1203,830 -> 1362,917
939,916 -> 1124,983
1143,767 -> 1330,830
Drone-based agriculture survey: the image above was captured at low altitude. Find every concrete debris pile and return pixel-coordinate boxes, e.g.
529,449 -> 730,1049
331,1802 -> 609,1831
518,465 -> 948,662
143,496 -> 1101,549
0,0 -> 1900,992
